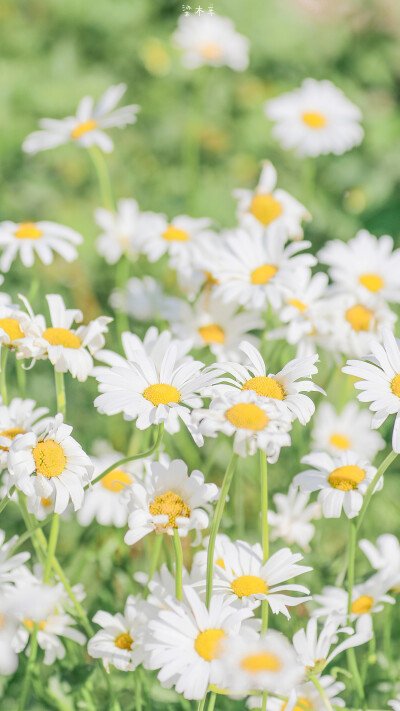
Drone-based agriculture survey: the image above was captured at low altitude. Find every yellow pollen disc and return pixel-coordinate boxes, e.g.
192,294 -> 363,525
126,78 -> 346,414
226,402 -> 268,431
302,111 -> 327,129
194,628 -> 226,661
216,558 -> 225,569
149,490 -> 190,528
199,42 -> 222,61
359,273 -> 384,293
0,318 -> 24,343
40,497 -> 53,508
282,698 -> 313,711
0,427 -> 25,451
351,595 -> 374,615
114,632 -> 133,650
198,324 -> 225,345
70,118 -> 98,140
142,383 -> 181,406
328,465 -> 366,492
241,651 -> 282,673
249,193 -> 283,226
251,264 -> 278,285
391,374 -> 400,397
33,440 -> 66,479
329,433 -> 351,450
14,222 -> 43,240
242,376 -> 284,400
289,298 -> 308,313
101,469 -> 132,492
162,225 -> 190,242
204,270 -> 219,286
42,327 -> 81,349
24,618 -> 46,631
231,575 -> 268,599
345,304 -> 373,332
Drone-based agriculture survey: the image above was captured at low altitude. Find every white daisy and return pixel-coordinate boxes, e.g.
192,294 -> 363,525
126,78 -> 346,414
248,676 -> 345,711
0,397 -> 50,469
0,300 -> 33,352
7,414 -> 93,515
141,214 -> 213,274
312,574 -> 395,624
359,534 -> 400,589
234,160 -> 311,239
110,276 -> 170,323
95,199 -> 147,264
136,562 -> 193,614
191,533 -> 234,580
23,84 -> 139,154
268,484 -> 321,551
328,292 -> 396,358
0,529 -> 30,591
88,594 -> 145,672
295,450 -> 381,519
265,79 -> 363,157
172,13 -> 249,71
311,401 -> 385,460
0,220 -> 81,272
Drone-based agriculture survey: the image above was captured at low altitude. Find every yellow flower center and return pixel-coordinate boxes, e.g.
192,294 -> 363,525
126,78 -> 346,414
249,194 -> 283,226
329,433 -> 351,450
0,427 -> 26,451
40,497 -> 53,508
198,324 -> 225,345
101,469 -> 132,492
199,42 -> 223,61
216,558 -> 225,569
0,318 -> 24,343
204,270 -> 219,286
302,111 -> 327,129
359,273 -> 384,293
328,465 -> 366,491
345,304 -> 373,332
162,225 -> 190,242
242,376 -> 284,400
251,264 -> 278,285
226,402 -> 269,431
70,118 -> 98,140
282,698 -> 313,711
391,374 -> 400,398
33,440 -> 67,479
194,628 -> 226,661
289,298 -> 308,313
231,575 -> 268,599
42,327 -> 81,349
24,618 -> 47,631
350,595 -> 374,615
14,222 -> 43,240
241,651 -> 282,673
149,490 -> 190,528
114,633 -> 133,650
142,383 -> 181,406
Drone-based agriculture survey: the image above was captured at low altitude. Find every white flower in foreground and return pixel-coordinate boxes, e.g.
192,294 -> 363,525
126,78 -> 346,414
136,563 -> 192,614
7,414 -> 93,515
95,199 -> 147,264
295,451 -> 380,519
88,595 -> 145,671
312,401 -> 384,460
313,574 -> 395,624
0,220 -> 81,272
0,300 -> 33,352
343,329 -> 400,453
269,484 -> 321,551
17,294 -> 111,381
144,586 -> 253,700
0,529 -> 30,591
196,389 -> 292,459
23,84 -> 139,154
124,458 -> 218,545
359,534 -> 400,589
234,160 -> 311,239
140,214 -> 213,269
172,13 -> 249,71
249,676 -> 345,711
0,397 -> 50,469
265,79 -> 363,157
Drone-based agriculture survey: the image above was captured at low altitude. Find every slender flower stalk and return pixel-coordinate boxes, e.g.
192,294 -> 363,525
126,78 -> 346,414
309,673 -> 334,711
260,451 -> 269,632
44,513 -> 60,582
172,529 -> 183,601
356,450 -> 397,532
147,533 -> 163,585
89,145 -> 114,212
346,519 -> 365,702
207,692 -> 216,711
54,369 -> 66,419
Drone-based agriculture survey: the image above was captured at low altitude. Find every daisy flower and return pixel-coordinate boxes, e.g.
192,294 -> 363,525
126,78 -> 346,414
359,534 -> 400,589
248,676 -> 345,711
234,160 -> 311,239
0,299 -> 33,353
195,389 -> 292,459
141,213 -> 213,271
343,328 -> 400,453
0,397 -> 50,469
318,230 -> 400,304
110,276 -> 170,323
295,451 -> 380,519
144,585 -> 253,700
265,79 -> 363,157
88,594 -> 145,672
0,530 -> 30,591
124,458 -> 218,545
17,294 -> 111,381
0,220 -> 82,273
329,292 -> 396,358
268,484 -> 321,551
172,13 -> 249,71
191,533 -> 234,580
23,84 -> 139,154
311,401 -> 385,460
312,574 -> 395,624
7,414 -> 93,515
95,199 -> 147,264
136,563 -> 193,615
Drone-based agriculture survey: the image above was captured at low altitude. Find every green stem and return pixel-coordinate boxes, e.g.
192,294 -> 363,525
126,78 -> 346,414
356,450 -> 397,532
88,145 -> 114,212
116,256 -> 130,342
0,486 -> 15,516
346,519 -> 365,703
54,369 -> 66,419
309,673 -> 334,711
1,347 -> 8,405
206,452 -> 238,607
172,529 -> 183,602
16,359 -> 26,398
44,513 -> 60,583
207,692 -> 216,711
8,517 -> 50,557
135,672 -> 142,711
383,603 -> 393,679
19,622 -> 40,711
147,533 -> 163,584
197,695 -> 207,711
261,692 -> 268,711
18,493 -> 46,566
260,451 -> 269,634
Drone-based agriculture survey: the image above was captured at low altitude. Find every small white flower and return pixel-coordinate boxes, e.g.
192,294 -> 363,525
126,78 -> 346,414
269,484 -> 321,551
0,530 -> 30,591
95,199 -> 148,264
141,214 -> 213,275
0,397 -> 50,469
0,300 -> 33,351
329,292 -> 396,358
311,401 -> 385,460
172,13 -> 249,71
312,574 -> 395,624
248,676 -> 345,711
136,562 -> 193,614
110,276 -> 169,322
0,221 -> 81,272
88,594 -> 145,671
359,534 -> 400,589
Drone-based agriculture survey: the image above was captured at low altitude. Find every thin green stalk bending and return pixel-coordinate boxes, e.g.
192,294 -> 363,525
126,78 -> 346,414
147,533 -> 163,585
356,450 -> 398,532
0,485 -> 15,516
346,519 -> 365,703
206,452 -> 238,607
197,695 -> 207,711
207,692 -> 216,711
260,451 -> 269,635
88,145 -> 114,212
44,513 -> 60,583
54,369 -> 66,419
172,529 -> 183,602
1,347 -> 8,405
309,673 -> 334,711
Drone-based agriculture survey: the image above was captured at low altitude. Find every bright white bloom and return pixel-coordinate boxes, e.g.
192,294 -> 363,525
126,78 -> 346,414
329,293 -> 396,358
17,294 -> 111,381
23,84 -> 139,154
88,594 -> 145,671
234,161 -> 311,239
0,397 -> 50,469
0,220 -> 81,272
172,13 -> 249,71
144,586 -> 253,700
389,697 -> 400,711
124,458 -> 218,545
196,389 -> 292,459
318,230 -> 400,304
359,534 -> 400,588
312,575 -> 395,623
95,199 -> 147,264
141,214 -> 213,272
343,329 -> 400,453
248,676 -> 345,711
192,533 -> 234,579
269,484 -> 321,551
312,401 -> 384,460
110,276 -> 169,322
0,530 -> 30,591
295,451 -> 380,519
265,79 -> 363,157
136,563 -> 193,614
7,414 -> 93,515
0,300 -> 33,352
